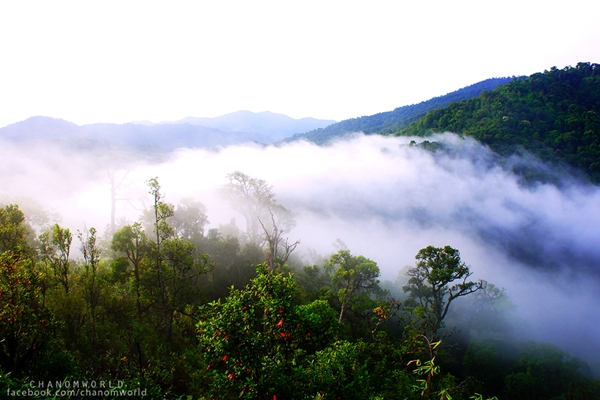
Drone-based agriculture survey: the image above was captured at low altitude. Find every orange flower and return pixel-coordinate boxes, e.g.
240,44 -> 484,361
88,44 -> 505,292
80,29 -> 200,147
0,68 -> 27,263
275,318 -> 284,328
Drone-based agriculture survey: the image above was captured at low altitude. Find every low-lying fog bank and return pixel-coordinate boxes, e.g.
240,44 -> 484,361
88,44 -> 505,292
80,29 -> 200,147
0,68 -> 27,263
2,132 -> 599,362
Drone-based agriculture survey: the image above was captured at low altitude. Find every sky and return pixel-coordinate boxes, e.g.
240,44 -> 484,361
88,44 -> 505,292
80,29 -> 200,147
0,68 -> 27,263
1,0 -> 599,128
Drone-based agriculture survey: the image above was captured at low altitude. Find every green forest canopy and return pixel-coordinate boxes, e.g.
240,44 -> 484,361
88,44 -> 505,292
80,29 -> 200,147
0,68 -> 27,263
1,170 -> 599,399
395,62 -> 600,182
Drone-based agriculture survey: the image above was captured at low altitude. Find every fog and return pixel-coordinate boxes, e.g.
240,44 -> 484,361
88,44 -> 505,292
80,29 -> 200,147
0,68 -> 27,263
2,133 -> 600,362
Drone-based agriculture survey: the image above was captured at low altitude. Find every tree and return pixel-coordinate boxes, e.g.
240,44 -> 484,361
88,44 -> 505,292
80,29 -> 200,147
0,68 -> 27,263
259,206 -> 299,271
39,224 -> 73,295
110,222 -> 153,376
161,236 -> 211,328
169,198 -> 209,241
108,170 -> 131,235
0,205 -> 50,376
111,222 -> 150,316
198,264 -> 312,398
0,205 -> 31,254
147,177 -> 174,336
221,171 -> 276,244
77,227 -> 101,342
222,172 -> 298,270
403,245 -> 483,337
328,250 -> 383,325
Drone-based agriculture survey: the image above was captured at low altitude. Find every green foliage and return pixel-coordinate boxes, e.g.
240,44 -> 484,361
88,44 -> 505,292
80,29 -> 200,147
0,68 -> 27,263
290,78 -> 513,144
308,340 -> 373,399
161,236 -> 211,315
463,340 -> 515,397
1,199 -> 599,399
295,263 -> 335,303
0,205 -> 31,254
200,230 -> 263,300
406,336 -> 471,400
198,264 -> 312,398
403,246 -> 483,337
147,177 -> 176,243
0,205 -> 51,376
462,340 -> 600,400
397,62 -> 600,182
170,198 -> 210,240
329,250 -> 385,328
296,300 -> 338,352
39,224 -> 73,294
504,341 -> 599,400
111,223 -> 149,264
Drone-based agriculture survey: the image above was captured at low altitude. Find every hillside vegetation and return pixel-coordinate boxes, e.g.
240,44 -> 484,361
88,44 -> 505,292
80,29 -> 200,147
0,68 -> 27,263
396,62 -> 600,182
288,77 -> 513,145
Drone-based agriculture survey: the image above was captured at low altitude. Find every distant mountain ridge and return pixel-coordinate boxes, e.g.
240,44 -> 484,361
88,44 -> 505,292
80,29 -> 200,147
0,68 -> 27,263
287,77 -> 515,144
0,111 -> 337,153
7,64 -> 598,182
168,110 -> 337,142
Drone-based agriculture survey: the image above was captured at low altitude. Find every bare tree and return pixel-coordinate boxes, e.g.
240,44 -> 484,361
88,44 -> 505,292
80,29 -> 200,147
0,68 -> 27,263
222,171 -> 298,270
259,206 -> 300,270
108,171 -> 131,235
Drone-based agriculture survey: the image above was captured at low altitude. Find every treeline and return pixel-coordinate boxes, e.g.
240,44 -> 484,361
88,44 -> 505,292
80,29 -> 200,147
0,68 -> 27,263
396,62 -> 600,182
1,173 -> 599,399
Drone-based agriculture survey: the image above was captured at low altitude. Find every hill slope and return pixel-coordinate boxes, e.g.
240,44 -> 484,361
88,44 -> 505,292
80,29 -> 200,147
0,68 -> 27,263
397,62 -> 600,182
287,77 -> 514,144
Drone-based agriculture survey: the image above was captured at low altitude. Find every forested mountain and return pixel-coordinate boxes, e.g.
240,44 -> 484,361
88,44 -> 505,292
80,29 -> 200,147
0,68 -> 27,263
396,62 -> 600,182
287,77 -> 514,144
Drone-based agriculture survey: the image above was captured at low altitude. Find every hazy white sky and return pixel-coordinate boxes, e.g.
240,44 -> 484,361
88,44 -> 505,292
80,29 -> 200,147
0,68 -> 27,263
1,0 -> 599,128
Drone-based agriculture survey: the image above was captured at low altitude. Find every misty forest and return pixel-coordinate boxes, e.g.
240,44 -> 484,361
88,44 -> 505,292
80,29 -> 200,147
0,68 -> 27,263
2,63 -> 600,399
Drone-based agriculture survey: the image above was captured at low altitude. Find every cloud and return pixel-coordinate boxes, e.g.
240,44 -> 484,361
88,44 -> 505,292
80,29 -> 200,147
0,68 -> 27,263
2,132 -> 600,361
